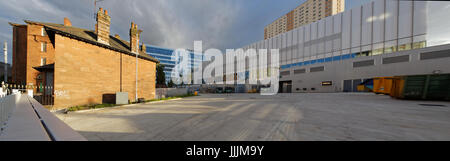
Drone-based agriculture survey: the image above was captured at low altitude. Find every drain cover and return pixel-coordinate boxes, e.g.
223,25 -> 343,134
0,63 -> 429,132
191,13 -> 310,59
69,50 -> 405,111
418,104 -> 446,107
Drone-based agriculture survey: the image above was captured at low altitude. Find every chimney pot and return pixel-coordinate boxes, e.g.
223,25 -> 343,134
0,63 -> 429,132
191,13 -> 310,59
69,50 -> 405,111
64,17 -> 72,26
141,43 -> 146,52
104,10 -> 108,15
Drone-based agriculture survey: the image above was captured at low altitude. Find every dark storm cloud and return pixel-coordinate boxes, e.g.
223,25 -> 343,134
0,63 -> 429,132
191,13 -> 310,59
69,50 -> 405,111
0,0 -> 374,63
0,0 -> 243,53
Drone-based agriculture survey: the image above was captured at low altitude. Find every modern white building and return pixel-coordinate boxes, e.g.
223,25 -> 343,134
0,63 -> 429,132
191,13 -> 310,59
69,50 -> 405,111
240,0 -> 450,93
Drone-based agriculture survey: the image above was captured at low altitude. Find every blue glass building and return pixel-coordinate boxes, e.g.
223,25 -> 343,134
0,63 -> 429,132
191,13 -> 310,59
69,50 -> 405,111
146,45 -> 203,83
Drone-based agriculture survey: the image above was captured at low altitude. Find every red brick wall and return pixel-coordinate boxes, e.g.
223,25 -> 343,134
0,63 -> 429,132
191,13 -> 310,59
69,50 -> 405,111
53,35 -> 155,109
11,25 -> 28,84
12,24 -> 55,88
27,24 -> 55,85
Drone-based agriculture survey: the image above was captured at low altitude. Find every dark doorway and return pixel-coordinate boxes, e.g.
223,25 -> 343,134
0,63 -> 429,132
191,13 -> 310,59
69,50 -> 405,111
45,72 -> 54,95
279,81 -> 292,93
343,80 -> 352,92
33,64 -> 54,105
352,79 -> 362,92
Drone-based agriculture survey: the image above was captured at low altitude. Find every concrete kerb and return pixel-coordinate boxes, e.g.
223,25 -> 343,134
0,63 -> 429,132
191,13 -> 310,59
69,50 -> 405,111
144,98 -> 182,104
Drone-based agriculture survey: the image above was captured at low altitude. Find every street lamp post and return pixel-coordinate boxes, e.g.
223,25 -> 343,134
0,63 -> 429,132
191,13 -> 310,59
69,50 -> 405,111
3,41 -> 6,83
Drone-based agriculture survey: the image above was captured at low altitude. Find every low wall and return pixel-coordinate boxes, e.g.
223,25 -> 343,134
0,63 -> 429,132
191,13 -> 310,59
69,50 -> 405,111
0,94 -> 20,132
0,94 -> 86,141
155,88 -> 188,99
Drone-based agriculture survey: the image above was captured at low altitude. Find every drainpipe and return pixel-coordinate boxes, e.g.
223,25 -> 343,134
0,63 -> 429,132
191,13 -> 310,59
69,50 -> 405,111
135,43 -> 138,102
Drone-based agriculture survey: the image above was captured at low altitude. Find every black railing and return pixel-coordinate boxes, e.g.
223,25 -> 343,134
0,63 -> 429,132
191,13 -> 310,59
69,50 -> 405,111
34,94 -> 54,106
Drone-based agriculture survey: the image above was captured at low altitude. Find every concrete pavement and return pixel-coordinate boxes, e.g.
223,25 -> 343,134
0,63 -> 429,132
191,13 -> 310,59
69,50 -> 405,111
56,93 -> 450,141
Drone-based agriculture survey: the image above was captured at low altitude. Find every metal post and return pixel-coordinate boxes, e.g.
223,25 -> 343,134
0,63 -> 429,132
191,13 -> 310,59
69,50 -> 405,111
3,41 -> 6,83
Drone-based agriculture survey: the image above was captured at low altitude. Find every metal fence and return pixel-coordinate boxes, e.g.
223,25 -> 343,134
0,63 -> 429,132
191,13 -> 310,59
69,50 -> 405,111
155,88 -> 188,99
0,82 -> 54,106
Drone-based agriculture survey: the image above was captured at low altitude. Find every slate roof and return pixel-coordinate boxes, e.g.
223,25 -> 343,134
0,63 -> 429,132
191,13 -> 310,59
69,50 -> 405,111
21,20 -> 159,63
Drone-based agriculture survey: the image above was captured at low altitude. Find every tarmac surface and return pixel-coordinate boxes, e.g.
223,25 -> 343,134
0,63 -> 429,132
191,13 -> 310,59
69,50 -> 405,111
56,93 -> 450,141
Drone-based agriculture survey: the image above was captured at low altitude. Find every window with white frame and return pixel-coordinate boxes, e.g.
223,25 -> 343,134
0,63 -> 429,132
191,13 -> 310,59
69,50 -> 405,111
40,57 -> 46,66
41,28 -> 46,36
41,42 -> 47,52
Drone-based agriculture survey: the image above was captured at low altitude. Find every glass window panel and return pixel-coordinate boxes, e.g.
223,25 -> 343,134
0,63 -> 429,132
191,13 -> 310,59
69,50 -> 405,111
384,40 -> 397,54
398,43 -> 411,51
41,42 -> 47,52
413,41 -> 426,49
372,43 -> 384,55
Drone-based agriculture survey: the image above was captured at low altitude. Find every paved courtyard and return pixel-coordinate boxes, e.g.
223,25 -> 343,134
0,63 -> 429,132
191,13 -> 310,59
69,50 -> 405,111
56,93 -> 450,141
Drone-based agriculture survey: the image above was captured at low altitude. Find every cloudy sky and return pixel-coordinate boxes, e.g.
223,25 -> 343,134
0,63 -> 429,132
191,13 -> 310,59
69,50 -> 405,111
0,0 -> 371,64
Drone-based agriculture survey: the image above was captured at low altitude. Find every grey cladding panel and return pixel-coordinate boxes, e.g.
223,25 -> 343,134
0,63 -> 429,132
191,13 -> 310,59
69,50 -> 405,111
382,55 -> 409,64
353,59 -> 375,67
294,69 -> 306,74
420,49 -> 450,60
310,66 -> 325,72
280,71 -> 290,76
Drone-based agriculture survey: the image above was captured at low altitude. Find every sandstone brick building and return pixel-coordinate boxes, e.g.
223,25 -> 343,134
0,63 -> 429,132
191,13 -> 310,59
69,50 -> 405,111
9,8 -> 159,110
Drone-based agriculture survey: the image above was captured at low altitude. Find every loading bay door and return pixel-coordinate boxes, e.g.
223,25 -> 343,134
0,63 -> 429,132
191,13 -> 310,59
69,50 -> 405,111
343,79 -> 362,92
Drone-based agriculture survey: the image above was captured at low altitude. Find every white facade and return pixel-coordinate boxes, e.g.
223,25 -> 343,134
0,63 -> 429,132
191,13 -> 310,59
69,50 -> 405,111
245,0 -> 450,70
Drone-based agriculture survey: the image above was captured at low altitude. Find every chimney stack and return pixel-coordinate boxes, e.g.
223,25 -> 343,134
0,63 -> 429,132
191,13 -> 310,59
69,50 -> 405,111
96,8 -> 111,45
141,43 -> 146,52
64,17 -> 72,26
130,22 -> 142,53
